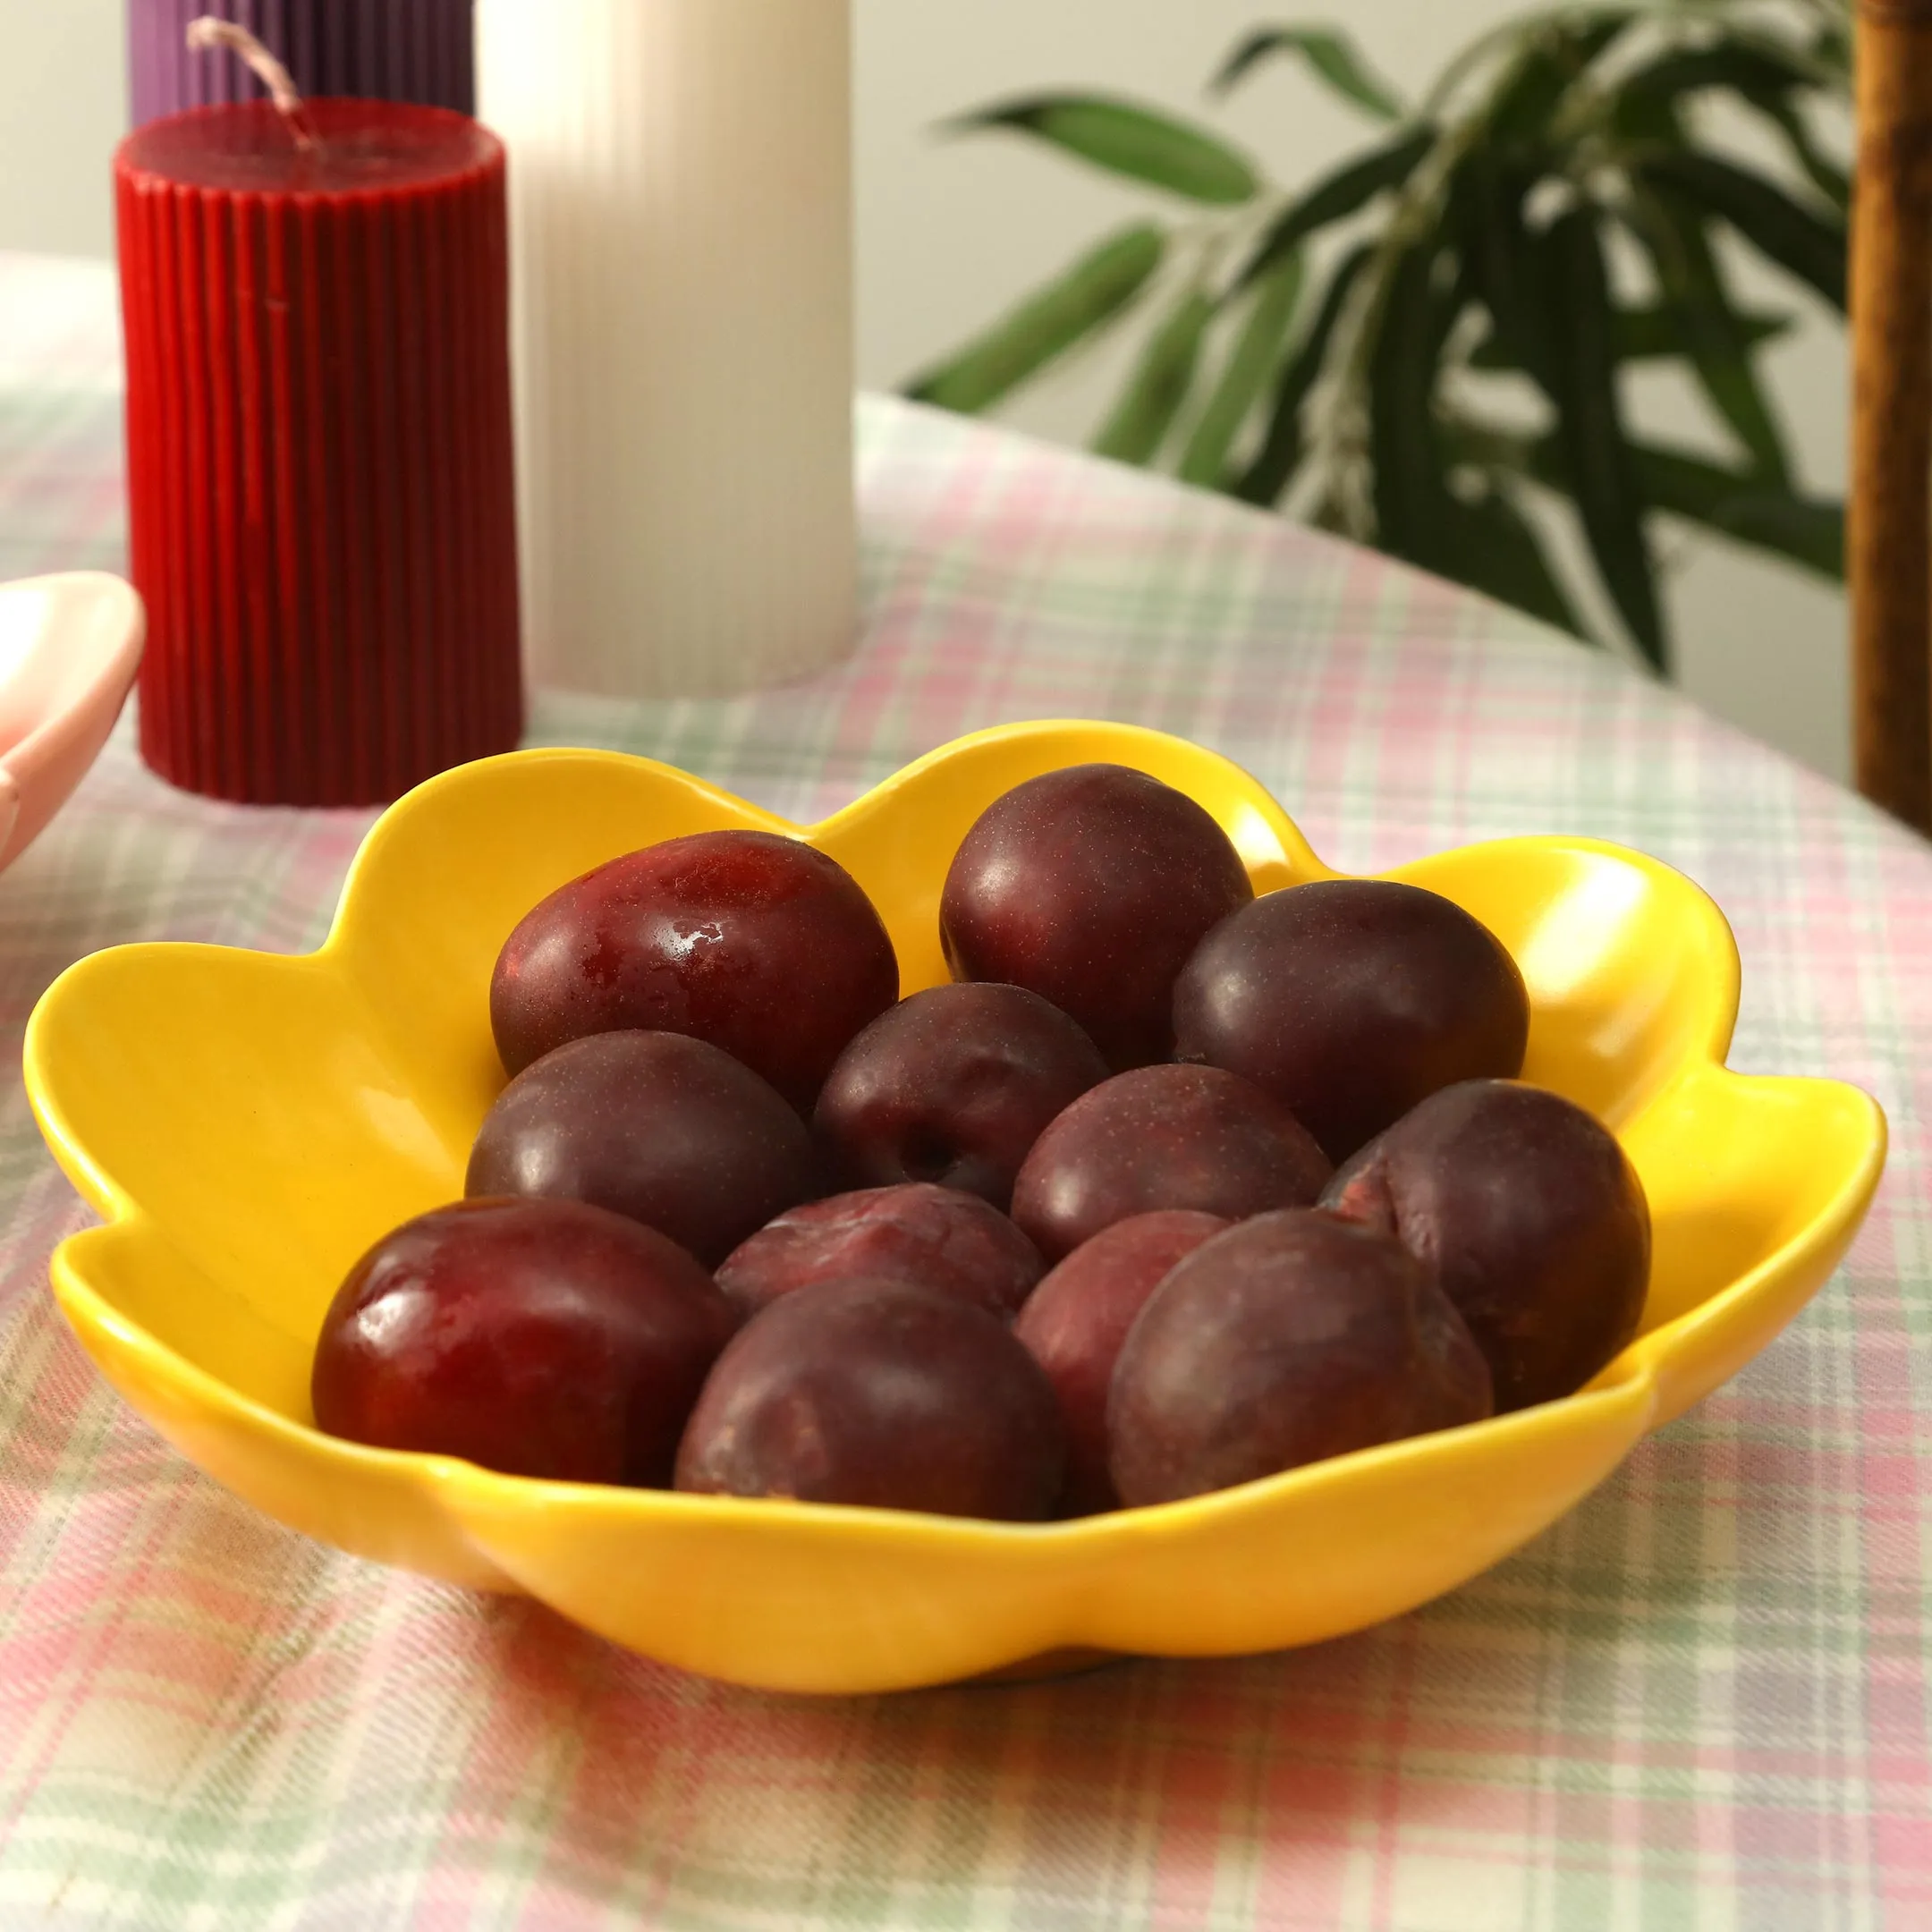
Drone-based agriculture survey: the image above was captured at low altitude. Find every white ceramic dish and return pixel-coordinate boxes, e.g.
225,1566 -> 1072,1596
0,573 -> 145,870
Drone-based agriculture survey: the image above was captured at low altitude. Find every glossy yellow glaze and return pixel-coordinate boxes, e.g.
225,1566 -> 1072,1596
23,721 -> 1886,1693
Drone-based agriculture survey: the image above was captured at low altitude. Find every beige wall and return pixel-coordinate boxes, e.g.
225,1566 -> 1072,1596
0,0 -> 123,256
2,0 -> 1852,783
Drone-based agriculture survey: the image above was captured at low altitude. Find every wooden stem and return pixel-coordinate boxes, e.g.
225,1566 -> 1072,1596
1852,0 -> 1932,833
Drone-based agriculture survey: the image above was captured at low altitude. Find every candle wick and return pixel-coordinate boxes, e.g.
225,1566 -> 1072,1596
185,18 -> 322,155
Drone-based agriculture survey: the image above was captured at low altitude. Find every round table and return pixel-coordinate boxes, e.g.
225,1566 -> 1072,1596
1,251 -> 1927,1930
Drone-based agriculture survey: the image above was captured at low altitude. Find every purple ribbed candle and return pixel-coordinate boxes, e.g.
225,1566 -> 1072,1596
129,0 -> 474,126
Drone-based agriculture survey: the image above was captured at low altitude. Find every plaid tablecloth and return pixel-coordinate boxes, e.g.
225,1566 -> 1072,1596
2,249 -> 1928,1931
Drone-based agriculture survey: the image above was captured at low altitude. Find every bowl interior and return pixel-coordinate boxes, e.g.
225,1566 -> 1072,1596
30,722 -> 1835,1436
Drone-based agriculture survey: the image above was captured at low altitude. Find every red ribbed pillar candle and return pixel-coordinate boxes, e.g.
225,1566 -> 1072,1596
116,99 -> 523,805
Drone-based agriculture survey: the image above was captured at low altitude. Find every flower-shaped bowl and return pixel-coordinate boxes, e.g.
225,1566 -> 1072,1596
23,721 -> 1885,1694
0,572 -> 144,872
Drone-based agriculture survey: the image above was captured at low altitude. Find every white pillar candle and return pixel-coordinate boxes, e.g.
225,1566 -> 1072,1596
477,0 -> 855,698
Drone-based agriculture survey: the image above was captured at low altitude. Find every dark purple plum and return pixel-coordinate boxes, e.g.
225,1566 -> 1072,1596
1322,1079 -> 1650,1411
1173,878 -> 1530,1165
1013,1209 -> 1229,1515
311,1197 -> 736,1486
814,982 -> 1109,1208
1010,1063 -> 1331,1261
674,1279 -> 1065,1521
939,764 -> 1253,1071
490,829 -> 899,1110
466,1030 -> 818,1267
714,1182 -> 1045,1321
1107,1209 -> 1494,1507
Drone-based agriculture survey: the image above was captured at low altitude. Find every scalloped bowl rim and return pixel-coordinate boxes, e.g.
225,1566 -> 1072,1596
21,719 -> 1888,1688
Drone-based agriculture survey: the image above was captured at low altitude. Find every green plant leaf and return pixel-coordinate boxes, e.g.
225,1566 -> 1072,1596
1613,38 -> 1851,212
1369,241 -> 1460,564
1236,125 -> 1436,287
1542,205 -> 1669,668
1233,242 -> 1373,504
1505,429 -> 1846,581
1442,486 -> 1589,638
1469,300 -> 1791,368
1625,186 -> 1791,483
1629,442 -> 1844,578
1454,155 -> 1559,393
947,96 -> 1261,204
1212,26 -> 1406,122
1759,93 -> 1851,213
1487,14 -> 1636,149
903,224 -> 1165,414
1179,252 -> 1305,486
1355,213 -> 1581,633
1641,150 -> 1846,312
1094,287 -> 1218,465
1812,19 -> 1852,80
1615,41 -> 1822,115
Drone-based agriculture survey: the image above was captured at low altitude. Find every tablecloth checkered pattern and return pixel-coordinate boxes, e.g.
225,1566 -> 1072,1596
1,251 -> 1928,1931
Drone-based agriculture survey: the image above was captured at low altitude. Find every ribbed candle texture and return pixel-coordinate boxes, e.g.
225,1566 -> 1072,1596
129,0 -> 476,125
477,0 -> 857,698
116,101 -> 524,805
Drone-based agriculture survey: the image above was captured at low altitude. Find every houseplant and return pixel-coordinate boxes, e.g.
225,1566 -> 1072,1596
908,3 -> 1850,672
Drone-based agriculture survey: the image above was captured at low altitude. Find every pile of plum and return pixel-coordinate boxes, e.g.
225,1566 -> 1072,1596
312,764 -> 1651,1521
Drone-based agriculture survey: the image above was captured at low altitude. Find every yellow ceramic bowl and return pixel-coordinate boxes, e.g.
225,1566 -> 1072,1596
24,722 -> 1885,1694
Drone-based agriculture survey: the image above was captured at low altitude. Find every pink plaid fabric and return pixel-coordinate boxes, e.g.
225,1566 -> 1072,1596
1,251 -> 1927,1929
